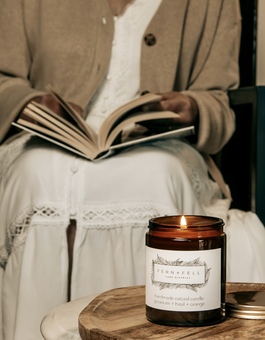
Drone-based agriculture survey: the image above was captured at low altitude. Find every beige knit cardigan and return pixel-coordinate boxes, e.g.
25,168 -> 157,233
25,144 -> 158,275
0,0 -> 241,154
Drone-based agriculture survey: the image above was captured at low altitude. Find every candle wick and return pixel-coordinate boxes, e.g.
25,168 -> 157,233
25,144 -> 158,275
180,225 -> 187,230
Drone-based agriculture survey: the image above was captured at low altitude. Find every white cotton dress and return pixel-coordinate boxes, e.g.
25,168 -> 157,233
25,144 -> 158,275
1,1 -> 265,339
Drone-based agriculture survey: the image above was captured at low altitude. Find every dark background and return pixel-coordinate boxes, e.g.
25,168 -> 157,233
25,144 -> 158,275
238,0 -> 257,87
217,0 -> 265,224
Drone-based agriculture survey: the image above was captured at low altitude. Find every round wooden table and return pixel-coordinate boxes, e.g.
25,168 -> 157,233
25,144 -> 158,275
79,283 -> 265,339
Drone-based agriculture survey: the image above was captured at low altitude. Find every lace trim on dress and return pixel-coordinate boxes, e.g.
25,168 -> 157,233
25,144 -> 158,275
0,200 -> 178,269
81,200 -> 177,229
0,202 -> 69,269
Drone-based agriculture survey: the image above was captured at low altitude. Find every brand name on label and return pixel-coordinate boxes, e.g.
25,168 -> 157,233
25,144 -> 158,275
150,255 -> 210,288
154,264 -> 206,285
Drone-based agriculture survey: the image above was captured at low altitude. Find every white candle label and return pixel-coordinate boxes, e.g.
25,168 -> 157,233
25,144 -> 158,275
146,247 -> 221,311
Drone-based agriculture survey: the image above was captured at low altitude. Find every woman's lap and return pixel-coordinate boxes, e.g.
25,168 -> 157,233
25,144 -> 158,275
1,136 -> 265,339
0,137 -> 212,339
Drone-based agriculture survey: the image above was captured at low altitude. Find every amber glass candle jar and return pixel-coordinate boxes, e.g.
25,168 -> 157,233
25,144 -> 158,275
146,215 -> 226,326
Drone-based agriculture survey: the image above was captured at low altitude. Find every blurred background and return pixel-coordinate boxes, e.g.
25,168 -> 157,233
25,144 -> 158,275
217,0 -> 265,224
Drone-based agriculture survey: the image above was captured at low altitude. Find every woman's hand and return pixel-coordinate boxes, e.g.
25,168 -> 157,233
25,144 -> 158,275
140,91 -> 199,133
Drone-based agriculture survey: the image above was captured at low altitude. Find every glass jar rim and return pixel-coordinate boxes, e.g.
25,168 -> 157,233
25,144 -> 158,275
149,215 -> 224,230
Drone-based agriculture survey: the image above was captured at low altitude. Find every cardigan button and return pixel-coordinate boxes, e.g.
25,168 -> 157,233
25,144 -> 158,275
144,33 -> 157,46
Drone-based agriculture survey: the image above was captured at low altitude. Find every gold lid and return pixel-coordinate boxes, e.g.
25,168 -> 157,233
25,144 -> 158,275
226,291 -> 265,319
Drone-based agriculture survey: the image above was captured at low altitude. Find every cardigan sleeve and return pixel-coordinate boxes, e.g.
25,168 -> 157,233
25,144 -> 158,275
0,0 -> 44,144
181,0 -> 242,154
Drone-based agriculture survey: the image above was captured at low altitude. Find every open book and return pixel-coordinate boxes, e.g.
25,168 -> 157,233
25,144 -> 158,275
12,89 -> 195,161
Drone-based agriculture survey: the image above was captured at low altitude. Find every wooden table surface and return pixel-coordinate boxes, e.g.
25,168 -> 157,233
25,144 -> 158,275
79,283 -> 265,339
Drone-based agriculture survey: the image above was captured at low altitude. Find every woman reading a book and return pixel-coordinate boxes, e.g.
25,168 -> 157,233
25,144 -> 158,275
1,1 -> 265,339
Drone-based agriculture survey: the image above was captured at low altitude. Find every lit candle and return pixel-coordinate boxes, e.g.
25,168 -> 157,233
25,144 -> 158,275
180,215 -> 187,229
145,215 -> 226,326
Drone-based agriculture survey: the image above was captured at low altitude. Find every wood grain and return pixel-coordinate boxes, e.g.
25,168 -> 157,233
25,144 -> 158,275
79,283 -> 265,339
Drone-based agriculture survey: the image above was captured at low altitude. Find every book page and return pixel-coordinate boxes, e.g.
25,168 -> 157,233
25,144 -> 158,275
109,125 -> 195,151
98,93 -> 162,145
99,110 -> 179,150
24,104 -> 99,153
31,103 -> 90,140
13,119 -> 96,159
48,86 -> 98,145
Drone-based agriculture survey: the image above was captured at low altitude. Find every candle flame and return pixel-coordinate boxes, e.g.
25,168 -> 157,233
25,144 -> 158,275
180,215 -> 187,229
